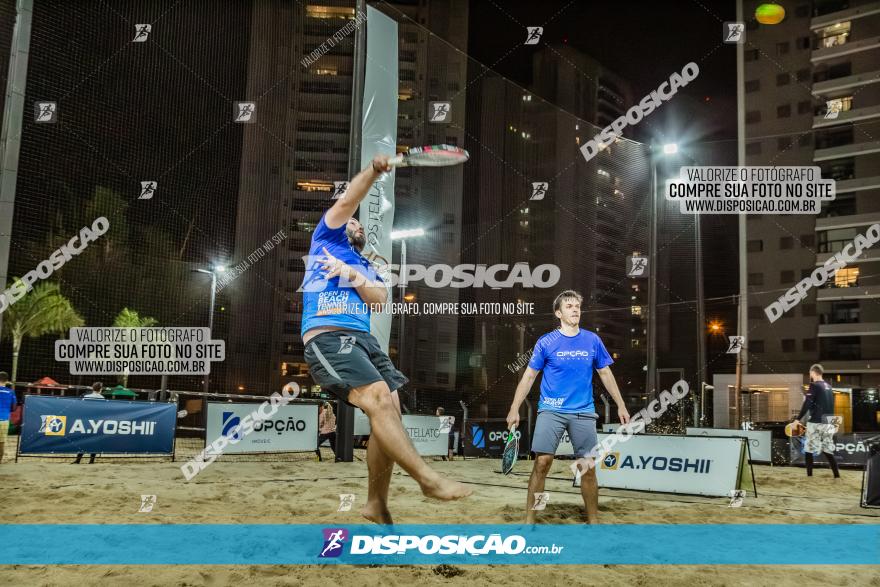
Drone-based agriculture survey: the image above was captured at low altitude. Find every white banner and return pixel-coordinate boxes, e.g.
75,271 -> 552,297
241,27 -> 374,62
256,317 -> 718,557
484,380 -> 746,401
350,410 -> 449,456
402,414 -> 449,456
354,407 -> 370,436
574,434 -> 747,497
359,5 -> 398,353
205,402 -> 318,454
686,427 -> 771,463
556,426 -> 640,455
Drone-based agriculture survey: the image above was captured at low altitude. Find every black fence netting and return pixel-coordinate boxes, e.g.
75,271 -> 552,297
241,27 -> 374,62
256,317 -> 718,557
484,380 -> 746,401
0,0 -> 710,448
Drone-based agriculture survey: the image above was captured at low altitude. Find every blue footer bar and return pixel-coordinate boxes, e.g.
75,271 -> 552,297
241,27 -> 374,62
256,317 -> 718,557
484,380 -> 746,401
3,524 -> 879,565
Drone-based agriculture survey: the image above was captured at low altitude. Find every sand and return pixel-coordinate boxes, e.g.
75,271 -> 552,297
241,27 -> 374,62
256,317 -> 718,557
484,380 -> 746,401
2,451 -> 879,586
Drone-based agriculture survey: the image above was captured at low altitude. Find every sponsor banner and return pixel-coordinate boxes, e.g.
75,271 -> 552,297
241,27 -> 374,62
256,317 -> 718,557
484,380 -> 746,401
4,524 -> 880,565
585,433 -> 748,497
862,440 -> 880,507
19,395 -> 175,454
686,427 -> 772,463
350,411 -> 449,455
205,402 -> 318,454
463,419 -> 529,457
790,433 -> 880,467
402,415 -> 448,456
354,408 -> 370,436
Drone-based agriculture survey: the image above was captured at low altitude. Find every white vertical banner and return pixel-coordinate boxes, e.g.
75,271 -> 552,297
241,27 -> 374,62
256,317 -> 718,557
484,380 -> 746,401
358,6 -> 398,353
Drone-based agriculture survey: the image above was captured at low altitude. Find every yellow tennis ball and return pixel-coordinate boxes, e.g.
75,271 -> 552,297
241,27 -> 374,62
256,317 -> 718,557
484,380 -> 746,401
755,3 -> 786,25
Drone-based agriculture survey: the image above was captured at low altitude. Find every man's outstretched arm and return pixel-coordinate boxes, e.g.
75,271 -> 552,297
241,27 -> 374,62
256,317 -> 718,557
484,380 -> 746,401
325,155 -> 391,229
597,367 -> 630,424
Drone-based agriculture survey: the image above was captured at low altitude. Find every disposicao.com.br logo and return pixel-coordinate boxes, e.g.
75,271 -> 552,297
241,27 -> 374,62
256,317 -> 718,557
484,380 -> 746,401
318,529 -> 564,558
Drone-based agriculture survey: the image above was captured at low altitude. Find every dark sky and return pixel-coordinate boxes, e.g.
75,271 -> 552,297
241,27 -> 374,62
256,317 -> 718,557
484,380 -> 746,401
467,0 -> 739,142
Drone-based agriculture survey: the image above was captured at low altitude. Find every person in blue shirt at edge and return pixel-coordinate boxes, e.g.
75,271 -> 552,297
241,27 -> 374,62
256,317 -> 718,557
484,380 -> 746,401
0,371 -> 17,463
300,154 -> 471,525
506,290 -> 630,524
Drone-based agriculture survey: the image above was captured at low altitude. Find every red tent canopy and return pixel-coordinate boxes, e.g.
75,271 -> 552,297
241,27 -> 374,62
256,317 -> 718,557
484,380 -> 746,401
28,377 -> 67,389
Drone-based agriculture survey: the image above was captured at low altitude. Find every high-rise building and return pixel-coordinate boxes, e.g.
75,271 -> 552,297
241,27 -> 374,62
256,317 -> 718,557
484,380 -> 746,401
742,0 -> 880,427
465,46 -> 650,415
226,0 -> 468,397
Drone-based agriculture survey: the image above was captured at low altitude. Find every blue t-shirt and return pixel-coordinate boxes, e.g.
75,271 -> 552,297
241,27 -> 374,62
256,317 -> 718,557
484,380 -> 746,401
527,328 -> 613,413
300,214 -> 385,336
0,386 -> 17,420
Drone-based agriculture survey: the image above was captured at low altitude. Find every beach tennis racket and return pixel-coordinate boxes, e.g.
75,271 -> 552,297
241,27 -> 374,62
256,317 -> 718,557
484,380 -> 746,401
501,426 -> 519,475
785,421 -> 805,437
387,145 -> 469,168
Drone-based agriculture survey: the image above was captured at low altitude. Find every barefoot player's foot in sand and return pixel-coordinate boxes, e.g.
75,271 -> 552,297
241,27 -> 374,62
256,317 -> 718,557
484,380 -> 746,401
361,501 -> 394,525
420,476 -> 473,501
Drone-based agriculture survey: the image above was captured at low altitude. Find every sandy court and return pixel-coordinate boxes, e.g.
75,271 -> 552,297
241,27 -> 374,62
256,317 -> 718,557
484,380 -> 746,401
2,453 -> 879,586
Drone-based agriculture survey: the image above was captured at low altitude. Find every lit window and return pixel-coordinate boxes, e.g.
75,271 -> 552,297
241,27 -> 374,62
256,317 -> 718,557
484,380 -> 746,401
306,5 -> 356,19
398,90 -> 414,101
296,181 -> 333,192
312,67 -> 338,76
819,21 -> 850,48
631,306 -> 642,316
826,96 -> 853,115
281,362 -> 288,376
631,339 -> 640,348
835,267 -> 859,287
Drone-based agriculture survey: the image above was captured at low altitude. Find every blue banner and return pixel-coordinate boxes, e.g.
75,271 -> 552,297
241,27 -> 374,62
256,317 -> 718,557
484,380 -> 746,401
19,395 -> 176,454
2,524 -> 879,565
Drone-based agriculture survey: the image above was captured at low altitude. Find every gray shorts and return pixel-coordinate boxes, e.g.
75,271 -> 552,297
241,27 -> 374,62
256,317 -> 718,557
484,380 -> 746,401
531,410 -> 599,456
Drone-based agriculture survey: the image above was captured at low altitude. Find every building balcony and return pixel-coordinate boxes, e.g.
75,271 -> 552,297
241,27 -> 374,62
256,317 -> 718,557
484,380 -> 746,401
819,360 -> 880,373
816,211 -> 880,230
814,103 -> 880,129
836,175 -> 880,193
811,35 -> 880,64
812,69 -> 880,96
815,246 -> 880,265
811,2 -> 880,30
817,284 -> 880,301
814,139 -> 880,161
818,322 -> 880,337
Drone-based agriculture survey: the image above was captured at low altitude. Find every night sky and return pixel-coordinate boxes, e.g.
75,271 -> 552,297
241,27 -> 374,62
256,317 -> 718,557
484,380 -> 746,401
467,0 -> 739,142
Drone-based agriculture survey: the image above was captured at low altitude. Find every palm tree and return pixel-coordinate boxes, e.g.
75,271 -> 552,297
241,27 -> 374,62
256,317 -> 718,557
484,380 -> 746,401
112,308 -> 158,387
1,280 -> 84,383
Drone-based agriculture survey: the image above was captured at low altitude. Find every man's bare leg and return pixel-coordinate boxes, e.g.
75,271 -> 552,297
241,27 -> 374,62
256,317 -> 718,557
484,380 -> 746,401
577,459 -> 600,524
349,381 -> 471,501
361,390 -> 401,524
526,454 -> 554,524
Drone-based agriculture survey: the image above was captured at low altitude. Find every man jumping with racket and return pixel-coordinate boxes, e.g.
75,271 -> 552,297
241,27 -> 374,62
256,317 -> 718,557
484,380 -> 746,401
506,290 -> 629,524
301,154 -> 471,525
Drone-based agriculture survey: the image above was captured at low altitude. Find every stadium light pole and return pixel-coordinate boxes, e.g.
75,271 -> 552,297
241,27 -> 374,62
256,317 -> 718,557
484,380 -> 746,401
648,144 -> 679,400
192,265 -> 226,393
391,228 -> 425,409
650,142 -> 705,422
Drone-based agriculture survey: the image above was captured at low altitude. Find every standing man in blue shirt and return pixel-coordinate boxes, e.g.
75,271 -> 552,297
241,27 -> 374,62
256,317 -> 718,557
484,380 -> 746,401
0,372 -> 17,463
301,154 -> 471,525
506,290 -> 630,524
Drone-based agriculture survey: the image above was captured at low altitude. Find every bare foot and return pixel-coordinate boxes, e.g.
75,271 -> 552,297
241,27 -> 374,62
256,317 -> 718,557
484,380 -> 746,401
361,501 -> 393,525
420,476 -> 473,501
